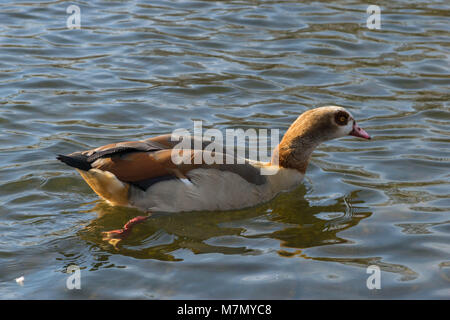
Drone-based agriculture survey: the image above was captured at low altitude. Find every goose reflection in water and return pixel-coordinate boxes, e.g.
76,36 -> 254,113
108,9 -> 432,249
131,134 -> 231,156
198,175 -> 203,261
77,188 -> 371,261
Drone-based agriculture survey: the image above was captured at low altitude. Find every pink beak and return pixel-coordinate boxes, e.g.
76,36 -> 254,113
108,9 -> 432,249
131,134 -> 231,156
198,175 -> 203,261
349,122 -> 371,139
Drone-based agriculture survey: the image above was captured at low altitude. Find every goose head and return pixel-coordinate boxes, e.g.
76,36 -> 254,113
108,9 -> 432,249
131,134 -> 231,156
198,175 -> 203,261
273,106 -> 371,173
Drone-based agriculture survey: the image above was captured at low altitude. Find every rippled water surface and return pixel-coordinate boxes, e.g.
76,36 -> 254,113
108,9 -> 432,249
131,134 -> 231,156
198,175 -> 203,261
0,0 -> 449,299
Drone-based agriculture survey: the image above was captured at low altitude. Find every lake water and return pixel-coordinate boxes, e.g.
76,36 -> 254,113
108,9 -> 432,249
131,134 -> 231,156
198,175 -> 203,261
0,0 -> 449,299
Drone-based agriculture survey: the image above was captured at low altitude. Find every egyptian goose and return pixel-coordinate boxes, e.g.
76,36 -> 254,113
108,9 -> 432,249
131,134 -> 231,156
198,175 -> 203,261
57,106 -> 370,243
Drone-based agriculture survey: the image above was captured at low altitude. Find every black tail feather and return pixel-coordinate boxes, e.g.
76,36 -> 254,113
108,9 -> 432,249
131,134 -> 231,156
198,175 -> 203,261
57,153 -> 92,171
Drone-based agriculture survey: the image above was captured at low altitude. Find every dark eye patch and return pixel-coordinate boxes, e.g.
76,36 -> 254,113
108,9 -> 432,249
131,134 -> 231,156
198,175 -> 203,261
335,111 -> 349,126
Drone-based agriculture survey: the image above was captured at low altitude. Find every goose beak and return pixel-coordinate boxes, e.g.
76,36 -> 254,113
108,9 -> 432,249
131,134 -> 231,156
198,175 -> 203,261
350,122 -> 371,139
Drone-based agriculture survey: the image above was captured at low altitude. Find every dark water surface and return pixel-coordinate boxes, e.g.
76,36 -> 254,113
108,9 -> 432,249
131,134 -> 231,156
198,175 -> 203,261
0,0 -> 449,299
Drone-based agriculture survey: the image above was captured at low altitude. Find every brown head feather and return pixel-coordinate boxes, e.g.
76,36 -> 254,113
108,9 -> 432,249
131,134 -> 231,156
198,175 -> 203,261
272,106 -> 353,173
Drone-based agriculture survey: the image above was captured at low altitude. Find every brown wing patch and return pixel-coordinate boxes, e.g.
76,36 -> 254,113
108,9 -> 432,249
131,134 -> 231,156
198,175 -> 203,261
83,140 -> 166,162
91,148 -> 266,187
60,134 -> 267,191
91,149 -> 177,182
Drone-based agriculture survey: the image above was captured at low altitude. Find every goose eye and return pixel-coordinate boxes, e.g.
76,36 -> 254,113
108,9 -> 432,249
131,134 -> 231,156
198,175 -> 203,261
335,111 -> 348,125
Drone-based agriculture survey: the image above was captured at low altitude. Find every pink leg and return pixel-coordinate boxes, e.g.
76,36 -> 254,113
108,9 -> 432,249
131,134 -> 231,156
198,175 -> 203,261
102,215 -> 150,248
